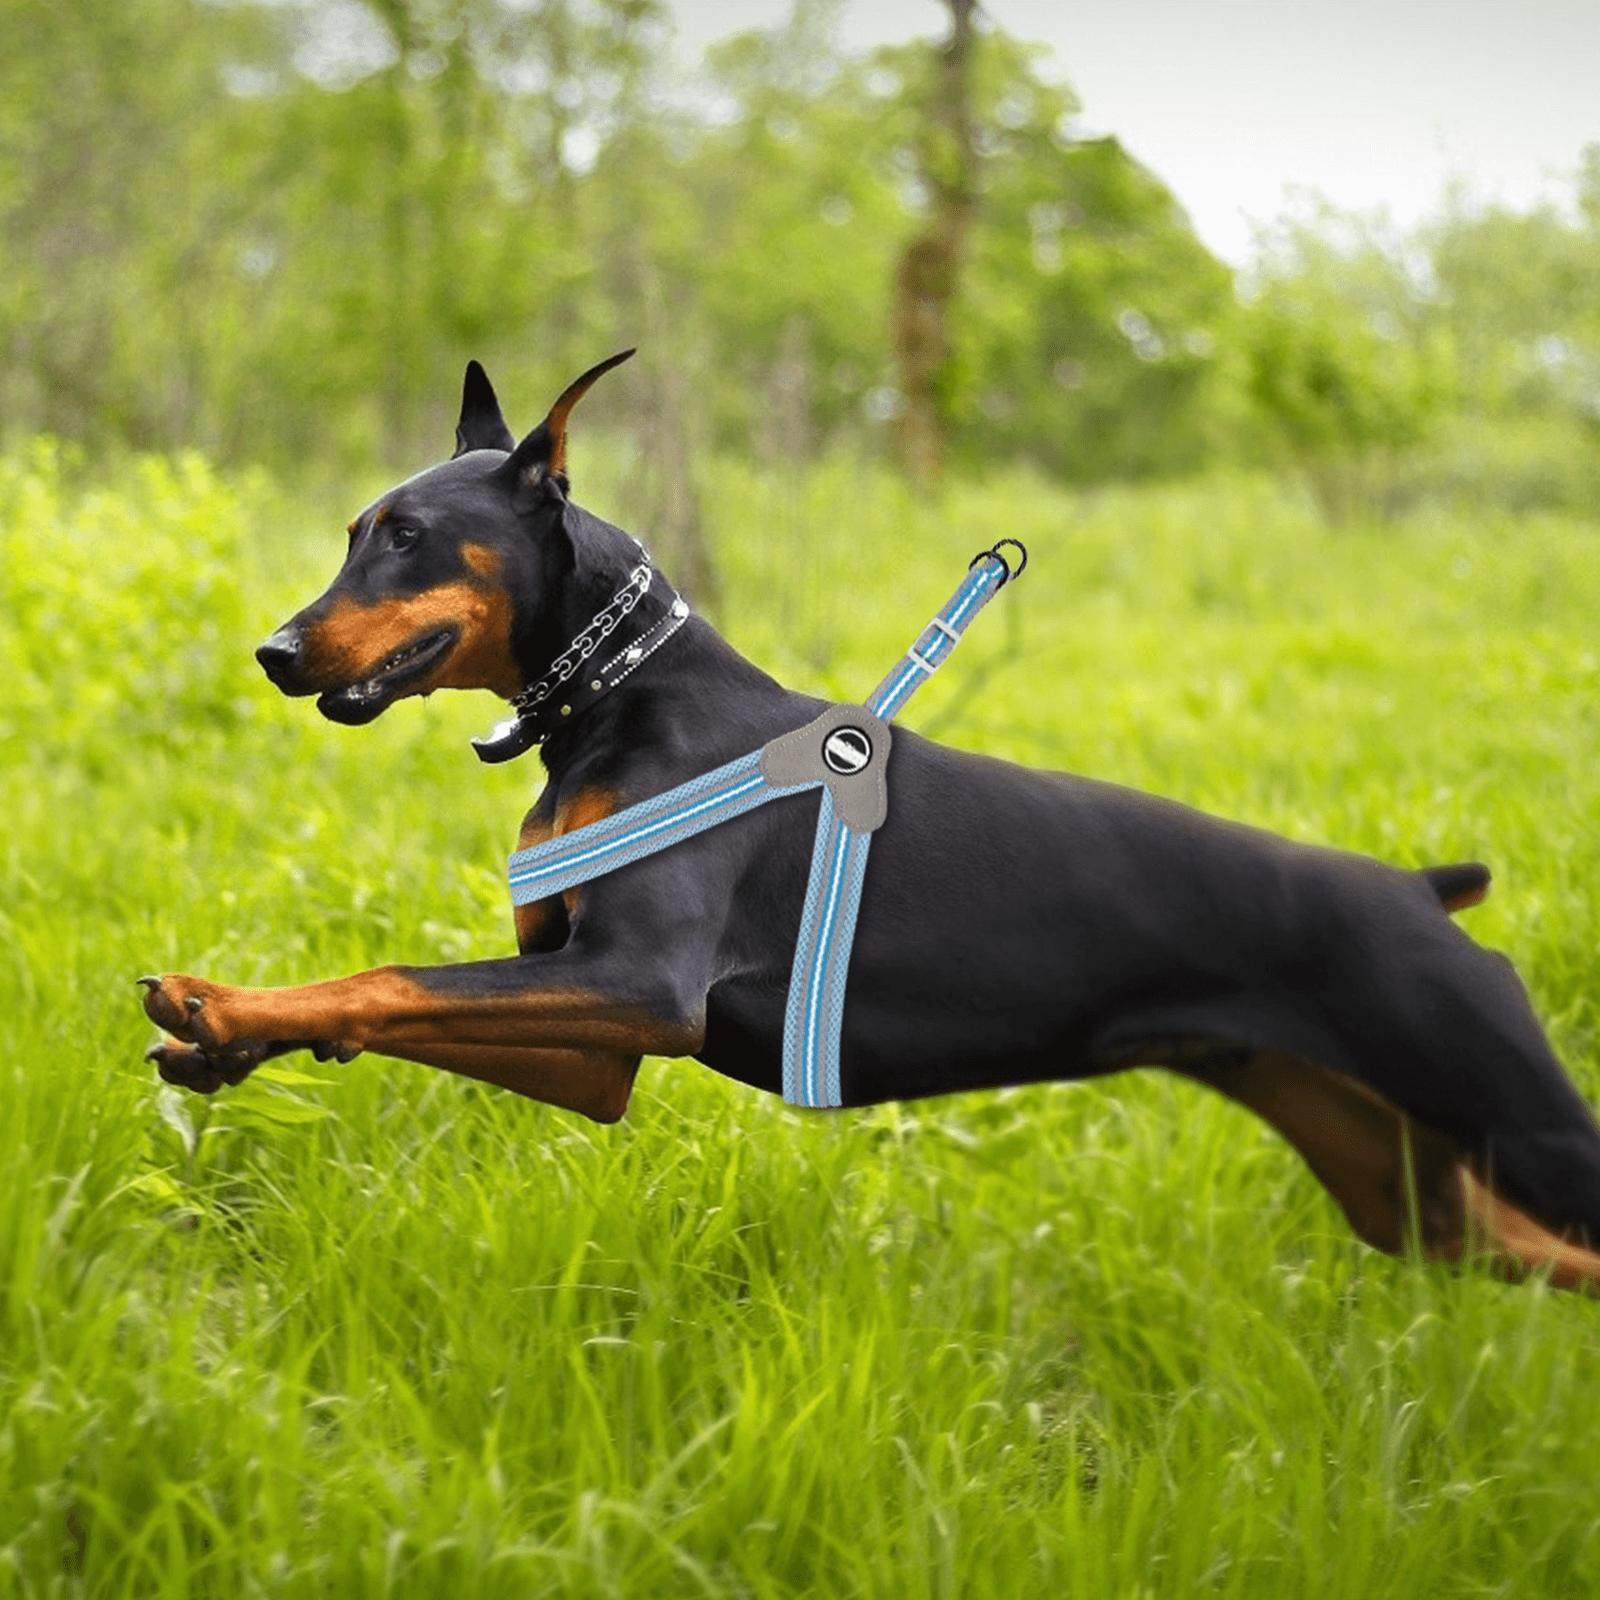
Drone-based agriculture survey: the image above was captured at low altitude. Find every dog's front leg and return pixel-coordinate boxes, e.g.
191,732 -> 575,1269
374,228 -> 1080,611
143,1036 -> 341,1095
139,945 -> 703,1085
376,1042 -> 641,1122
148,1033 -> 641,1123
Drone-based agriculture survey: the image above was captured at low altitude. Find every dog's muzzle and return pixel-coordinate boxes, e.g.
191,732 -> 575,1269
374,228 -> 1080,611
255,626 -> 308,692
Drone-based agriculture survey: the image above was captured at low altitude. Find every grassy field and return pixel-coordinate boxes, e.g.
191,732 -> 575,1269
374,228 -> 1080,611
4,437 -> 1600,1597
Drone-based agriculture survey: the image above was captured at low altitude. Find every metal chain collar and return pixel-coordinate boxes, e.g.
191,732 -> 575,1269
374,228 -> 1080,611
512,547 -> 654,717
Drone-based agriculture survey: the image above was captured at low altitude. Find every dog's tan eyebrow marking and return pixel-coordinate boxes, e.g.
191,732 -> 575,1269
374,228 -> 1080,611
372,503 -> 392,527
346,518 -> 359,536
462,543 -> 501,580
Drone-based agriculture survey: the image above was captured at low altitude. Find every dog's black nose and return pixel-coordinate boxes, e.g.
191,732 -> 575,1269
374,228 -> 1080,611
255,627 -> 304,685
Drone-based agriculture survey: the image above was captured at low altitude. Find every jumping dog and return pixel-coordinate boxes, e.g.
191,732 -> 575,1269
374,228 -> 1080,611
140,353 -> 1600,1289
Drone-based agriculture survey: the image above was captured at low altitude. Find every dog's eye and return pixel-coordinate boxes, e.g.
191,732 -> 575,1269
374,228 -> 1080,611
390,525 -> 421,552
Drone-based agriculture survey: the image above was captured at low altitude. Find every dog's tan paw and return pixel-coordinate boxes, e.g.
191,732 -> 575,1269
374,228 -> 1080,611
135,974 -> 236,1048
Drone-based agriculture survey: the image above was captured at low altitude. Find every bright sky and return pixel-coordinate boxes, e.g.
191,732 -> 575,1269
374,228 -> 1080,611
671,0 -> 1600,263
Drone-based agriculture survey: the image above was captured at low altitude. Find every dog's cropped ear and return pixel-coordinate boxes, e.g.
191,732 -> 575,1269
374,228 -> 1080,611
502,348 -> 635,510
454,360 -> 516,457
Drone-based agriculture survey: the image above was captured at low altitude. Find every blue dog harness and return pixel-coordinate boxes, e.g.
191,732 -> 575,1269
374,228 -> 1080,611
506,541 -> 1027,1108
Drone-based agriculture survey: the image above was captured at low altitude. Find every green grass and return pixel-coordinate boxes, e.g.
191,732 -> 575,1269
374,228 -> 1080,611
4,437 -> 1600,1597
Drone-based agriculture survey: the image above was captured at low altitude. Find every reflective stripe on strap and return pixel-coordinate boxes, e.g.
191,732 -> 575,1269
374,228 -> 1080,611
507,751 -> 814,905
781,788 -> 873,1107
866,555 -> 1009,721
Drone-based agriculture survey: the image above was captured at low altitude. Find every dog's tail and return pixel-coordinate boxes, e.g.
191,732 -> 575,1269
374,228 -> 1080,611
1421,861 -> 1491,914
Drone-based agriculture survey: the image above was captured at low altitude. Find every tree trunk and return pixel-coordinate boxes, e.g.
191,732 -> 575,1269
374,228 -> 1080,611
632,342 -> 719,614
892,0 -> 978,479
596,5 -> 720,614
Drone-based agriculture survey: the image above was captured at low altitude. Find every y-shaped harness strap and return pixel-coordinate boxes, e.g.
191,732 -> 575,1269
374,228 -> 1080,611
506,540 -> 1027,1108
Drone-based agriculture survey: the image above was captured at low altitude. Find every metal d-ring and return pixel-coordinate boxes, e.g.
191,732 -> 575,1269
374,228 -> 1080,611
968,537 -> 1029,586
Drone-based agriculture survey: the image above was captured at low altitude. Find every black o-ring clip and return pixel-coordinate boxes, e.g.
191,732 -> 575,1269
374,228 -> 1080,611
968,537 -> 1029,585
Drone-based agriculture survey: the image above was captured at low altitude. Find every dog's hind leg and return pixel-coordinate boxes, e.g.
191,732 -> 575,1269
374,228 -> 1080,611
1336,914 -> 1600,1246
1179,1049 -> 1600,1290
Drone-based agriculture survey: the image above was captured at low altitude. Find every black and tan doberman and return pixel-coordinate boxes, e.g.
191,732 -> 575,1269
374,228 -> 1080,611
140,354 -> 1600,1290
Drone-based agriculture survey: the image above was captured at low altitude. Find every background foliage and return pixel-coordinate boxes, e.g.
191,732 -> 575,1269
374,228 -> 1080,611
3,0 -> 1596,513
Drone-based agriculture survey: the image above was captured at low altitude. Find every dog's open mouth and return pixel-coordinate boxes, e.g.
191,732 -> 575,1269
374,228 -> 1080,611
317,628 -> 457,724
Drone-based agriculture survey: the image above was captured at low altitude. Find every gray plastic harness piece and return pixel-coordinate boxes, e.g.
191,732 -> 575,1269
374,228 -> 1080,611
759,704 -> 893,833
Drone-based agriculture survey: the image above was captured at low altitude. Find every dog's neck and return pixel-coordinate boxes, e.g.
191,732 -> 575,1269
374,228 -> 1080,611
491,501 -> 681,749
520,502 -> 792,786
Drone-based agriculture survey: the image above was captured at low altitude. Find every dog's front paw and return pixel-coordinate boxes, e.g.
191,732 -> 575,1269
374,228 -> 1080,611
136,973 -> 238,1048
145,1037 -> 266,1094
310,1040 -> 364,1064
143,1034 -> 362,1094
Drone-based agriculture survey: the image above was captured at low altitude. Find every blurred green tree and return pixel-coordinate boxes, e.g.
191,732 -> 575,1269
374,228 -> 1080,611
2,2 -> 1593,516
1242,172 -> 1600,522
1241,207 -> 1452,523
